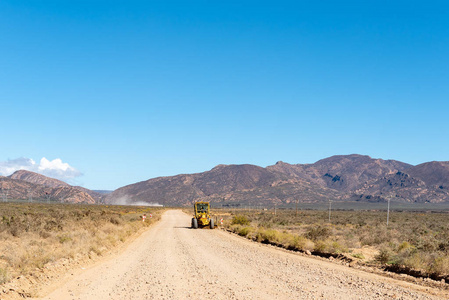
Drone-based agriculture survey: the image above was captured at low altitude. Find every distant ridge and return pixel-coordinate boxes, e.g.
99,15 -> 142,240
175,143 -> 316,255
105,154 -> 449,206
93,190 -> 113,195
4,155 -> 448,206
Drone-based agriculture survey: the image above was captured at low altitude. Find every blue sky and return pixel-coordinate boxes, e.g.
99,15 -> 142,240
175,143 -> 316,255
0,1 -> 448,190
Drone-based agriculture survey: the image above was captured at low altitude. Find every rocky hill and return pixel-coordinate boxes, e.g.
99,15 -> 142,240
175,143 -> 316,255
106,154 -> 449,207
350,161 -> 449,203
406,161 -> 449,189
267,154 -> 412,191
9,170 -> 70,188
1,170 -> 102,204
8,170 -> 103,201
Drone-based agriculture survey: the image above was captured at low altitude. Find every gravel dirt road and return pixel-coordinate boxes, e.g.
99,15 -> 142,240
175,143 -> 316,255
38,210 -> 447,300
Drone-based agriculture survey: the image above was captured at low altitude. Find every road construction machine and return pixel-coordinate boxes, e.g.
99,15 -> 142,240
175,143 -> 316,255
191,201 -> 215,229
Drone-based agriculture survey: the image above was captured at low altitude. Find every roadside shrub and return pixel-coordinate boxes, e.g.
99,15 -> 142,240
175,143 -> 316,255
238,226 -> 253,237
256,229 -> 278,243
314,240 -> 327,252
402,252 -> 428,271
329,241 -> 347,254
306,226 -> 330,241
89,245 -> 103,257
0,268 -> 8,284
376,248 -> 393,264
360,227 -> 391,246
110,216 -> 122,225
39,230 -> 51,239
58,233 -> 72,244
430,255 -> 449,276
398,241 -> 412,252
258,221 -> 272,228
232,215 -> 250,226
278,232 -> 296,247
291,236 -> 314,251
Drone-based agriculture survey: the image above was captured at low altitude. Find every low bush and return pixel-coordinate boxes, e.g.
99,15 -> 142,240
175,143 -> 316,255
306,226 -> 330,241
238,226 -> 253,237
256,229 -> 278,243
232,215 -> 250,226
430,255 -> 449,276
0,268 -> 8,285
110,216 -> 122,225
376,248 -> 393,264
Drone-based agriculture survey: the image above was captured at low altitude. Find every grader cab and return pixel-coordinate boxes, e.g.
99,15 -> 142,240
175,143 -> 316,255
191,201 -> 215,229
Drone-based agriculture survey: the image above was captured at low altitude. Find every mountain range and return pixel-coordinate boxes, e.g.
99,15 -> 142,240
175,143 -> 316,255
2,154 -> 448,206
105,154 -> 449,206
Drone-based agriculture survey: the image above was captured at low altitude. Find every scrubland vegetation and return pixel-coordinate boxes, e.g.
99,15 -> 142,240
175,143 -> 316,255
0,203 -> 162,285
219,209 -> 449,280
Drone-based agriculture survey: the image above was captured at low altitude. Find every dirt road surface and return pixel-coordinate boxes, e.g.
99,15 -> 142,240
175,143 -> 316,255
38,210 -> 446,300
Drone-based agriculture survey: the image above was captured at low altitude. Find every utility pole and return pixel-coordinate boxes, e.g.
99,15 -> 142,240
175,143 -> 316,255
328,200 -> 332,222
45,192 -> 51,203
28,189 -> 33,202
2,190 -> 8,202
274,203 -> 277,216
387,197 -> 391,227
295,198 -> 299,216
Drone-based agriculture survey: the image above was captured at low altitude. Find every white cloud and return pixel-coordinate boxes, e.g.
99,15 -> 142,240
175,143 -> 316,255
0,157 -> 82,182
0,157 -> 36,175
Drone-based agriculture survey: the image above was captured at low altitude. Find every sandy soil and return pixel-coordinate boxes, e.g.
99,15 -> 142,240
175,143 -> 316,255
34,210 -> 447,300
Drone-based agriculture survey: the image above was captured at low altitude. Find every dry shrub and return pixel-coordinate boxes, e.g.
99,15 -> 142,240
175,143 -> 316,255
398,241 -> 413,252
360,226 -> 391,246
329,241 -> 347,254
89,245 -> 102,257
256,229 -> 279,243
292,236 -> 314,251
278,231 -> 296,247
273,233 -> 313,251
430,255 -> 449,276
110,216 -> 122,225
232,215 -> 250,226
39,230 -> 51,239
314,240 -> 327,252
306,226 -> 330,241
0,268 -> 8,284
58,233 -> 72,244
402,252 -> 430,271
238,226 -> 253,237
376,247 -> 394,264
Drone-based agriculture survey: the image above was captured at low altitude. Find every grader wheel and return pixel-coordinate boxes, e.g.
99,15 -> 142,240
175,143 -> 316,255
192,218 -> 198,229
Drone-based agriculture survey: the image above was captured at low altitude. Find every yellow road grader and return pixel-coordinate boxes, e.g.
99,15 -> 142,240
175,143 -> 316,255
191,201 -> 216,229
